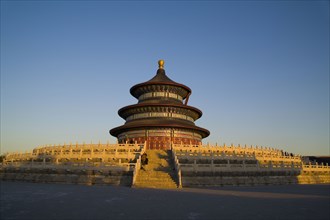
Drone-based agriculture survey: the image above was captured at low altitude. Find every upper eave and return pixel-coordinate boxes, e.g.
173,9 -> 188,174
130,69 -> 192,99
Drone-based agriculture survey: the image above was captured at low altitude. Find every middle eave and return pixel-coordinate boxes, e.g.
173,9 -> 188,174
118,103 -> 203,121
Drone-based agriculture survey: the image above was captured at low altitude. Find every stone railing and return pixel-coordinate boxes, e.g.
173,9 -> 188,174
172,144 -> 302,163
177,160 -> 302,173
3,161 -> 134,172
171,149 -> 182,188
132,144 -> 147,185
3,143 -> 146,171
172,144 -> 329,174
302,163 -> 330,173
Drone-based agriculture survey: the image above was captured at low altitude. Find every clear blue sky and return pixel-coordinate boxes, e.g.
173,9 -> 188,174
1,1 -> 329,156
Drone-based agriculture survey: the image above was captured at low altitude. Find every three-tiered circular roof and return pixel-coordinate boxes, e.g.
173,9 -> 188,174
110,60 -> 210,138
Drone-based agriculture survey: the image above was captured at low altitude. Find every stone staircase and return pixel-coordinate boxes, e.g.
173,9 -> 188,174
133,150 -> 178,189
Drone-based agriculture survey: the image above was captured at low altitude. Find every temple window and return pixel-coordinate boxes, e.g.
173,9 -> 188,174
138,92 -> 183,102
127,112 -> 194,122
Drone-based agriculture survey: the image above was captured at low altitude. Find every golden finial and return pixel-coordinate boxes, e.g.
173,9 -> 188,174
158,60 -> 164,69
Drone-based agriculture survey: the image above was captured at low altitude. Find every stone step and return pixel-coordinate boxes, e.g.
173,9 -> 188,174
134,184 -> 178,189
135,179 -> 176,182
133,150 -> 178,189
141,168 -> 175,172
134,180 -> 177,184
137,176 -> 175,180
135,175 -> 176,180
135,178 -> 176,182
135,183 -> 177,187
134,180 -> 177,185
138,172 -> 175,177
138,171 -> 176,176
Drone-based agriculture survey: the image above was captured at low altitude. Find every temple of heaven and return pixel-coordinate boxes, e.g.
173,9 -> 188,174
110,60 -> 210,150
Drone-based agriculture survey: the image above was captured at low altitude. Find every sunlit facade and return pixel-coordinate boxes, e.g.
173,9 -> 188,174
110,60 -> 210,149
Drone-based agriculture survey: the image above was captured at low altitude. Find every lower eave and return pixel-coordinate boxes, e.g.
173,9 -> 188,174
110,124 -> 210,138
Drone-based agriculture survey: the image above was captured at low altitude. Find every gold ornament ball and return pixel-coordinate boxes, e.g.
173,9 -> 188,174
158,60 -> 164,69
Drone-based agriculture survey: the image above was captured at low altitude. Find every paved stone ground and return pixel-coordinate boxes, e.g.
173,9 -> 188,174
0,181 -> 329,220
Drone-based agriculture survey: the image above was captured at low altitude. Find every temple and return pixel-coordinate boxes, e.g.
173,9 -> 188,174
1,60 -> 329,187
110,60 -> 210,149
